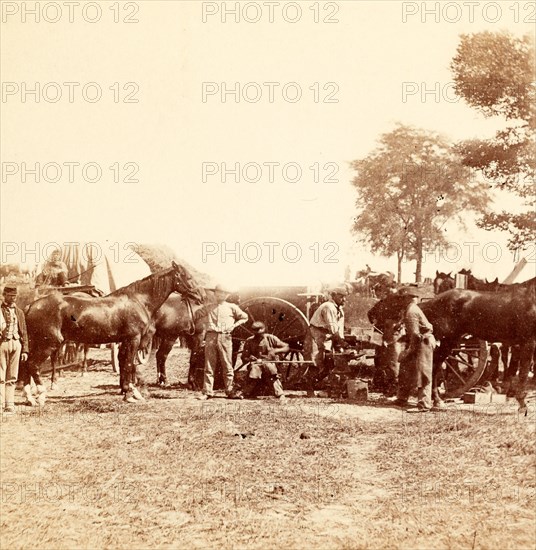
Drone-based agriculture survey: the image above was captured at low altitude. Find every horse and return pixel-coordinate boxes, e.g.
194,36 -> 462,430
432,271 -> 455,294
151,294 -> 205,387
355,266 -> 397,299
151,291 -> 246,389
457,269 -> 501,291
25,262 -> 204,402
368,278 -> 536,412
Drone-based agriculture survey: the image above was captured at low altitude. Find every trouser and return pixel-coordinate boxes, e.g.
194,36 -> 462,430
0,339 -> 21,409
397,338 -> 434,409
373,343 -> 400,396
204,332 -> 234,396
243,361 -> 284,398
307,327 -> 333,391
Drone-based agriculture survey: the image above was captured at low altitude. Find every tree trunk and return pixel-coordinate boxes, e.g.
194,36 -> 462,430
415,235 -> 423,283
397,251 -> 403,283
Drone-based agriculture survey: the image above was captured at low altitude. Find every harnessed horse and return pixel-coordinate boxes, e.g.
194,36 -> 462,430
25,262 -> 204,402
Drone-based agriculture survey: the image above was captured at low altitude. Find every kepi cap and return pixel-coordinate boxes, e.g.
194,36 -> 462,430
329,286 -> 348,296
2,286 -> 18,296
251,321 -> 266,333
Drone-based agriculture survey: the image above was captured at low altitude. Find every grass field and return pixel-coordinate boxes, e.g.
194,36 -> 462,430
1,347 -> 535,550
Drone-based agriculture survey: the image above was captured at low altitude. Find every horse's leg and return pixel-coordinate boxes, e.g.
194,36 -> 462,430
122,337 -> 144,403
504,345 -> 521,396
515,342 -> 536,414
50,347 -> 60,390
156,338 -> 174,386
26,346 -> 56,407
118,343 -> 129,395
78,344 -> 88,376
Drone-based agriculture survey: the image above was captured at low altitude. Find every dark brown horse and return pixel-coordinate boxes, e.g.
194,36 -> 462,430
368,278 -> 536,411
25,262 -> 204,402
151,294 -> 205,387
458,269 -> 502,291
432,271 -> 454,294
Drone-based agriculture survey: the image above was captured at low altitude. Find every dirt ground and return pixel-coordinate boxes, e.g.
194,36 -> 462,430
1,346 -> 535,550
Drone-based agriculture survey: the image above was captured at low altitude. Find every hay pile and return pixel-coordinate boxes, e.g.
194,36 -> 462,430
136,244 -> 215,288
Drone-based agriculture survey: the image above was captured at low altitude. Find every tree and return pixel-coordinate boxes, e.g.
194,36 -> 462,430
450,31 -> 535,250
351,124 -> 489,282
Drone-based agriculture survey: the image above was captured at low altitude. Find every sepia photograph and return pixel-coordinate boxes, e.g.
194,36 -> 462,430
1,1 -> 535,548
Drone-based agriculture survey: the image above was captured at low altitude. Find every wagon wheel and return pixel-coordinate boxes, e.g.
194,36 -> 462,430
442,339 -> 489,398
234,297 -> 313,387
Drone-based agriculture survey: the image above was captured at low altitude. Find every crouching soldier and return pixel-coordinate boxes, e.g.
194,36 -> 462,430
241,322 -> 289,401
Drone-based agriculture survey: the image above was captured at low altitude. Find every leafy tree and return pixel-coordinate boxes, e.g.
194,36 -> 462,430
351,124 -> 489,282
451,31 -> 535,250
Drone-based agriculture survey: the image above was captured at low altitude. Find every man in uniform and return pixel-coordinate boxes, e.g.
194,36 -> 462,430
0,286 -> 29,414
395,288 -> 443,412
307,286 -> 347,396
36,248 -> 69,287
194,284 -> 248,399
241,321 -> 289,401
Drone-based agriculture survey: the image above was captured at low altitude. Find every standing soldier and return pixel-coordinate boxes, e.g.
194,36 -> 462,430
0,286 -> 29,415
194,284 -> 248,400
395,289 -> 444,412
307,286 -> 347,396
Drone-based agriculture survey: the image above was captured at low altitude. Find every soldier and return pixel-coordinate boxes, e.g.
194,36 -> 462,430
0,286 -> 29,414
395,289 -> 444,412
241,321 -> 288,401
307,286 -> 347,396
194,284 -> 248,399
36,248 -> 69,287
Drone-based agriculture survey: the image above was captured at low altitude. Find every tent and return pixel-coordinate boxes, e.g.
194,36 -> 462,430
37,242 -> 152,295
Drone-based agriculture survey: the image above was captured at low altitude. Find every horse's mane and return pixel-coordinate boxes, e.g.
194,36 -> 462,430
109,267 -> 175,297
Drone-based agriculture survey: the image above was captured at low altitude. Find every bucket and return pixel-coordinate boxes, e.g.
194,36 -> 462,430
347,379 -> 368,401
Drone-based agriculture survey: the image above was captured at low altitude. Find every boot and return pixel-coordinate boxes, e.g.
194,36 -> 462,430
36,384 -> 47,407
129,384 -> 145,402
23,384 -> 37,407
5,384 -> 17,411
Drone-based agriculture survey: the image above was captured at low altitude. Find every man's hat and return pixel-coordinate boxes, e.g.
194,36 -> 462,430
251,321 -> 266,333
211,284 -> 231,293
329,286 -> 348,296
2,286 -> 18,296
399,286 -> 421,298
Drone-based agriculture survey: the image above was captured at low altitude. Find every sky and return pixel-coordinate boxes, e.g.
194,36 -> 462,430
1,0 -> 534,286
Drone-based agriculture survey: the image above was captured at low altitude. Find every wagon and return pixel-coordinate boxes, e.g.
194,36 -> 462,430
232,286 -> 381,392
232,287 -> 492,398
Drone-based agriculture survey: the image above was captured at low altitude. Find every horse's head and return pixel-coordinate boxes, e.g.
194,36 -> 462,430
433,271 -> 454,294
171,261 -> 205,304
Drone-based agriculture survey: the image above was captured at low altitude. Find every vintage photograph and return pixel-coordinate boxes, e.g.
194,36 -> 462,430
1,1 -> 535,548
